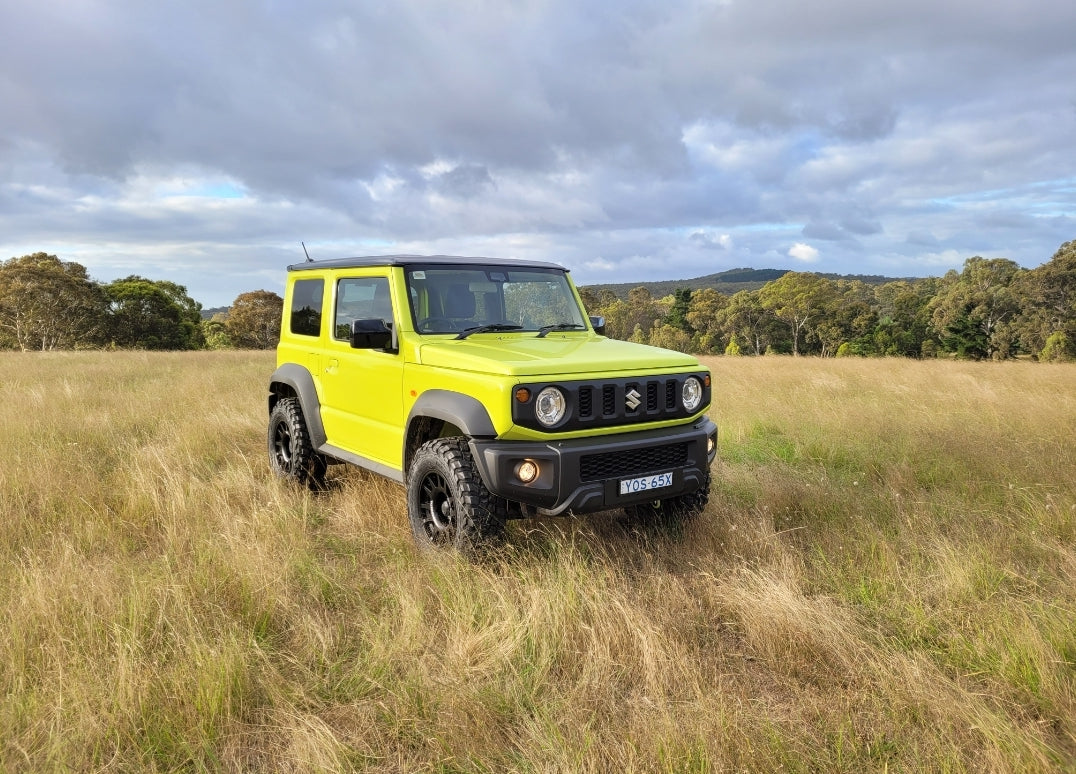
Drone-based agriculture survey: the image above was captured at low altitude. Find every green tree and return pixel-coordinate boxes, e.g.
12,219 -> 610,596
812,282 -> 878,357
202,313 -> 232,350
684,288 -> 729,353
866,280 -> 939,357
598,298 -> 633,341
647,322 -> 692,353
758,272 -> 838,356
627,287 -> 665,337
929,257 -> 1023,359
715,290 -> 778,355
105,276 -> 204,350
577,287 -> 602,315
577,287 -> 618,316
597,287 -> 665,342
0,253 -> 109,350
664,288 -> 694,334
1039,331 -> 1074,362
576,286 -> 599,313
225,290 -> 283,349
1011,240 -> 1076,360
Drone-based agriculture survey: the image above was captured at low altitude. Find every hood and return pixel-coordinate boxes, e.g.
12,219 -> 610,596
416,334 -> 700,377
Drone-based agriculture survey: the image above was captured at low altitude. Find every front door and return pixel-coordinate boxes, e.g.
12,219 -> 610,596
319,273 -> 405,471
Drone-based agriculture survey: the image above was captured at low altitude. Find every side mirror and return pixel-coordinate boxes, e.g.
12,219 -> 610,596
350,318 -> 392,350
589,315 -> 606,336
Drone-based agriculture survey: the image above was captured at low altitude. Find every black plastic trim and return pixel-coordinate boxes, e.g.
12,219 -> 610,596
470,416 -> 718,516
268,364 -> 327,448
407,390 -> 498,438
320,443 -> 405,484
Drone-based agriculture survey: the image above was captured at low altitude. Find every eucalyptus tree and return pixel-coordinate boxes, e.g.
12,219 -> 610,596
105,276 -> 205,350
757,272 -> 838,356
0,253 -> 109,350
868,280 -> 939,357
224,290 -> 284,349
929,257 -> 1023,359
715,290 -> 776,355
684,287 -> 729,353
812,281 -> 878,357
1012,240 -> 1076,360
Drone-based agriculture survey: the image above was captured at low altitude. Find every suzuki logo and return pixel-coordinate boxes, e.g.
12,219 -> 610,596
625,388 -> 642,411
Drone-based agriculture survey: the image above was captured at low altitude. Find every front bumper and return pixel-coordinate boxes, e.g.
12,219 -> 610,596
469,417 -> 718,516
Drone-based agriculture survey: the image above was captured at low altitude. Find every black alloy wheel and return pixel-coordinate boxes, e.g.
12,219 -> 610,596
406,437 -> 506,551
267,397 -> 326,488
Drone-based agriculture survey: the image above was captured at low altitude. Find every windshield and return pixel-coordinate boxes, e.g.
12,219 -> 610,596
405,266 -> 588,335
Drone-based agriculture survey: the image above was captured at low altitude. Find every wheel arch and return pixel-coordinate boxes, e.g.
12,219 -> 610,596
404,389 -> 497,473
268,363 -> 327,448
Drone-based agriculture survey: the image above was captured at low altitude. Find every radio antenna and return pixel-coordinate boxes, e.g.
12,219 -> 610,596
302,241 -> 312,262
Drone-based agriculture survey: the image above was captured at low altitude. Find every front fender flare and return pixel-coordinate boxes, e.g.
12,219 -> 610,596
406,389 -> 497,438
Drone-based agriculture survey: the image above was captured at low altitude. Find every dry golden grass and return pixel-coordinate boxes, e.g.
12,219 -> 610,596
1,351 -> 1074,772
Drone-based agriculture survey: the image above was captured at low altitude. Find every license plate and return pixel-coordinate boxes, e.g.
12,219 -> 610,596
619,472 -> 673,496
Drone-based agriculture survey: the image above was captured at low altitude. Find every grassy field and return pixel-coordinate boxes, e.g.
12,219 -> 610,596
1,351 -> 1074,773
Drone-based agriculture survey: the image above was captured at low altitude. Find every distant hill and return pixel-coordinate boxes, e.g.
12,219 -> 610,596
580,267 -> 916,299
200,306 -> 229,320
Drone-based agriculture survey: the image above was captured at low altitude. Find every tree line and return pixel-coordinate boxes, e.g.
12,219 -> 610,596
579,239 -> 1076,361
3,240 -> 1074,359
0,253 -> 282,351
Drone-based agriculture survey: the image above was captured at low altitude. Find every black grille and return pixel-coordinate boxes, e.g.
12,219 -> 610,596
579,387 -> 593,418
579,443 -> 689,481
511,373 -> 710,432
602,385 -> 616,416
646,382 -> 659,412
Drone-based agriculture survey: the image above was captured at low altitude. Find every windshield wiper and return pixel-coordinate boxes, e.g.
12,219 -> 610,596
536,323 -> 586,338
455,323 -> 524,340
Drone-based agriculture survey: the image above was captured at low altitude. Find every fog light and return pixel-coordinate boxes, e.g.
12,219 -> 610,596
707,434 -> 716,454
515,459 -> 540,484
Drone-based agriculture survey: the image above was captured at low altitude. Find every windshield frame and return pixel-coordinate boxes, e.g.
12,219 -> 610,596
404,264 -> 588,336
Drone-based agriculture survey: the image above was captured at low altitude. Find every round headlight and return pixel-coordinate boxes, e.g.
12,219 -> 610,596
535,386 -> 567,427
682,376 -> 704,413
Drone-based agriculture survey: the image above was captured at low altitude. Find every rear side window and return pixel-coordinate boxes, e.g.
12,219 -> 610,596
290,278 -> 324,336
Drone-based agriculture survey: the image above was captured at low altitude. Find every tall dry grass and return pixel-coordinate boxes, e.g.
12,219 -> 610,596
1,351 -> 1073,772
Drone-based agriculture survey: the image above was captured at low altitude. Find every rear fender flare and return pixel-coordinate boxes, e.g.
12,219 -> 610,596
268,364 -> 327,448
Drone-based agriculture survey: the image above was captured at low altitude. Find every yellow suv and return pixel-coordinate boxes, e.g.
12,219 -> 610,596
268,255 -> 717,549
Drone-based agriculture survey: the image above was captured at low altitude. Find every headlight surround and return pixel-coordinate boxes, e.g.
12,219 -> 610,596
682,376 -> 704,413
534,386 -> 567,427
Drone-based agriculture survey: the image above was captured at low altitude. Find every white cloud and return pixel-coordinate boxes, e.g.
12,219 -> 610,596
789,243 -> 820,263
690,229 -> 733,250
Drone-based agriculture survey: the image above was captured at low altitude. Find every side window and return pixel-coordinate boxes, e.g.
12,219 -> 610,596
334,277 -> 392,340
290,279 -> 324,337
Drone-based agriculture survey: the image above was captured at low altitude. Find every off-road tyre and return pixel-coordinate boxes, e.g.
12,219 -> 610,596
268,397 -> 327,488
624,472 -> 710,531
407,437 -> 507,551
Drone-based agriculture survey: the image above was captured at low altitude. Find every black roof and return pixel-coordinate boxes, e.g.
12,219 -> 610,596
287,254 -> 568,272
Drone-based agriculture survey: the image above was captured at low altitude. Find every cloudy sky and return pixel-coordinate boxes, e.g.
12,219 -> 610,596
2,0 -> 1074,307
